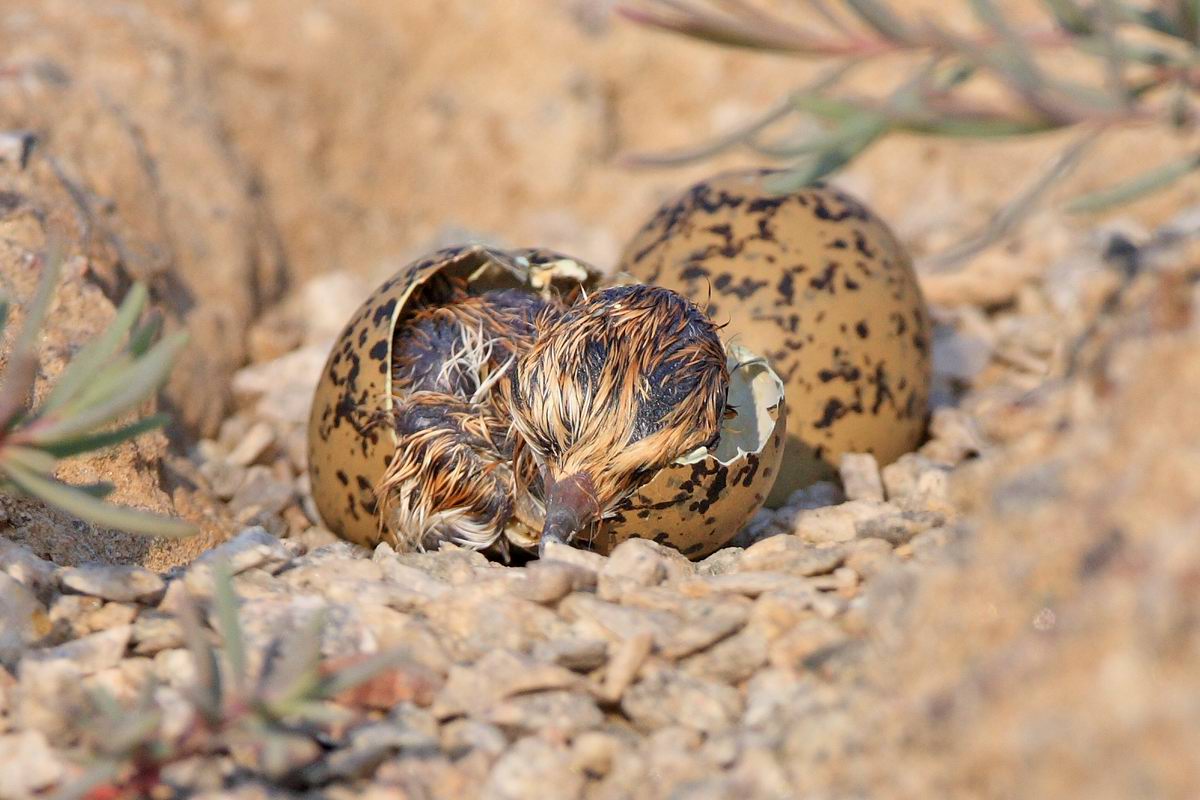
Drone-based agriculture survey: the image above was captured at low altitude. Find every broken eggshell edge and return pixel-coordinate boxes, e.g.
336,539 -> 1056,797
306,244 -> 603,548
577,343 -> 787,560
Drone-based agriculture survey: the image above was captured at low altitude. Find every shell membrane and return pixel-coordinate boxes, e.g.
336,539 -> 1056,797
618,168 -> 932,505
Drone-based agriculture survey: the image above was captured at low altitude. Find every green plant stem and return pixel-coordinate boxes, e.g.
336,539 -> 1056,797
620,2 -> 1080,58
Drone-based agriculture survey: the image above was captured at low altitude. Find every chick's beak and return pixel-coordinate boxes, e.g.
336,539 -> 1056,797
539,473 -> 599,557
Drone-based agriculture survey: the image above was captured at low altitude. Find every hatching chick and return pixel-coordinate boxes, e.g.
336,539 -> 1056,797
503,284 -> 730,554
392,288 -> 558,417
375,392 -> 518,551
379,289 -> 560,551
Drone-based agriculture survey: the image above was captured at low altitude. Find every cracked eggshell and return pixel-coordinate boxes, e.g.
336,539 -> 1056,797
583,344 -> 786,560
618,169 -> 931,506
307,245 -> 602,547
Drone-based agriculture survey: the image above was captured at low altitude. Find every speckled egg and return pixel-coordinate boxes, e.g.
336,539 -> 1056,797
307,245 -> 602,548
587,343 -> 786,560
618,168 -> 931,506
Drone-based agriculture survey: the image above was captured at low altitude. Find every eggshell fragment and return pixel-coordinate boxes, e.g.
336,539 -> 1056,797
584,344 -> 786,560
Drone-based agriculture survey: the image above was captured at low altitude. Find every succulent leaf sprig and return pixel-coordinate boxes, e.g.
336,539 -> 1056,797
53,564 -> 409,800
619,0 -> 1200,266
0,238 -> 196,536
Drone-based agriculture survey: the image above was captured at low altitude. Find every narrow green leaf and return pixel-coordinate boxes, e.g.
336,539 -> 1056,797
3,458 -> 197,537
752,124 -> 870,158
843,0 -> 913,42
1170,79 -> 1194,128
14,235 -> 65,359
261,608 -> 327,711
1070,34 -> 1178,68
279,700 -> 356,726
0,299 -> 9,338
37,413 -> 170,458
899,114 -> 1058,138
127,308 -> 163,358
789,93 -> 875,122
1041,0 -> 1093,33
887,56 -> 944,114
29,331 -> 187,445
932,61 -> 978,92
212,561 -> 249,696
52,312 -> 168,417
1176,0 -> 1200,42
967,0 -> 1045,89
1126,6 -> 1182,36
52,351 -> 134,414
0,238 -> 64,431
1118,1 -> 1199,40
103,705 -> 163,756
1040,76 -> 1128,113
72,481 -> 115,499
178,591 -> 224,723
623,61 -> 861,168
88,685 -> 125,721
773,149 -> 857,189
1093,0 -> 1130,105
3,444 -> 58,474
800,0 -> 855,35
923,18 -> 1081,124
761,114 -> 888,192
616,3 -> 830,53
1067,152 -> 1200,212
925,131 -> 1099,271
40,283 -> 147,415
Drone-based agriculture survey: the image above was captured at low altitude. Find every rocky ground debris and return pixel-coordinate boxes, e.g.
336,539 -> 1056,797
0,358 -> 974,797
3,214 -> 1200,797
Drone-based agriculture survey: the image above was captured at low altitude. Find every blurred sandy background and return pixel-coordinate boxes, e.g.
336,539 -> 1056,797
6,1 -> 1196,314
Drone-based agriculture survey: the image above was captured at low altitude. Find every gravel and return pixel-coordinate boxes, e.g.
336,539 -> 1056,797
59,563 -> 165,604
8,217 -> 1190,798
0,434 -> 956,795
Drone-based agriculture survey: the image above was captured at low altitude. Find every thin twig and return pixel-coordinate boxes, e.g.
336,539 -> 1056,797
921,128 -> 1102,272
622,60 -> 862,166
623,1 -> 1078,58
621,95 -> 798,166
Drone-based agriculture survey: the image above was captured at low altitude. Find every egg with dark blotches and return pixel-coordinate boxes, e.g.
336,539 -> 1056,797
617,168 -> 931,506
307,245 -> 603,550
